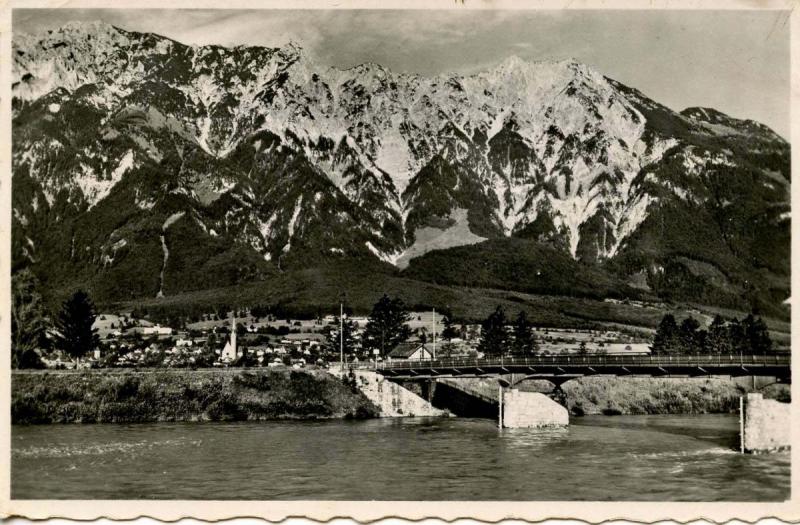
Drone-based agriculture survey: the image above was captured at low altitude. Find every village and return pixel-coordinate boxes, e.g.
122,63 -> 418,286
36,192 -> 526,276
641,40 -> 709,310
38,306 -> 652,370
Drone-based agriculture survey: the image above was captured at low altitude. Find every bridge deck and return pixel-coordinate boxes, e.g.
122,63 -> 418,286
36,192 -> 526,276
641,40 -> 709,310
374,354 -> 791,382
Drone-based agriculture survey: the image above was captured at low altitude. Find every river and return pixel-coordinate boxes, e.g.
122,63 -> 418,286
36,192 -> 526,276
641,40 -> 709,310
12,414 -> 789,500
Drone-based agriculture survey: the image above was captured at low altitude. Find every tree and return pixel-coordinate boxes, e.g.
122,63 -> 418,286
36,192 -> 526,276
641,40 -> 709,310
651,314 -> 679,355
478,306 -> 508,357
694,328 -> 708,354
441,310 -> 459,341
54,290 -> 100,361
362,294 -> 411,357
678,317 -> 701,354
577,341 -> 588,356
11,270 -> 48,369
194,347 -> 219,368
326,316 -> 358,357
707,315 -> 732,354
728,317 -> 749,354
512,311 -> 538,355
234,347 -> 258,367
744,315 -> 772,353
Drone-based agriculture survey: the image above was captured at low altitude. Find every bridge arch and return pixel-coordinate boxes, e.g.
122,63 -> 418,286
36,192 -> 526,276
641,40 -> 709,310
496,373 -> 578,389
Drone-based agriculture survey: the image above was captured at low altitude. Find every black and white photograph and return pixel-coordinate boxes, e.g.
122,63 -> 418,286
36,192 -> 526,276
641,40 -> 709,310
4,1 -> 795,515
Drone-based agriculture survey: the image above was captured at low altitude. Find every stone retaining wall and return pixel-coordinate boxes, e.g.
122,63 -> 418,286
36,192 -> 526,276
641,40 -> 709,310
351,370 -> 447,417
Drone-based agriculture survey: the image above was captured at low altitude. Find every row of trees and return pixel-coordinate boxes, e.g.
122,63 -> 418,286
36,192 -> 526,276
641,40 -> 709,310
324,296 -> 542,359
477,306 -> 539,357
324,294 -> 420,357
651,313 -> 773,355
324,294 -> 474,357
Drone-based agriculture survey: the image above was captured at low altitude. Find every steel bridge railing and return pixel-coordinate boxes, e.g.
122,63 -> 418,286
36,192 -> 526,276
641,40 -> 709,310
375,353 -> 791,371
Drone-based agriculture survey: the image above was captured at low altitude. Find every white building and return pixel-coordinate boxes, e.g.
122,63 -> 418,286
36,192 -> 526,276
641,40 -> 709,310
221,316 -> 238,362
142,325 -> 172,336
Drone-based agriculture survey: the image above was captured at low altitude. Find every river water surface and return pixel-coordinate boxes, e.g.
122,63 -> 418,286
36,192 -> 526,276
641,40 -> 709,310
12,414 -> 789,500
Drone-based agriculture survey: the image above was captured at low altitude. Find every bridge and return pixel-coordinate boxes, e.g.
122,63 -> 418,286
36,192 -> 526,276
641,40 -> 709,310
374,354 -> 791,386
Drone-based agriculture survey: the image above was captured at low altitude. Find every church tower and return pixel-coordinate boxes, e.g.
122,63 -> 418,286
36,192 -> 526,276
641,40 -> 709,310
221,314 -> 238,361
230,314 -> 237,358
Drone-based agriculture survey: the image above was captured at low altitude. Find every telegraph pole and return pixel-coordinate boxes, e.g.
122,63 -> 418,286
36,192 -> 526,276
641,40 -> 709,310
432,307 -> 436,360
340,301 -> 344,372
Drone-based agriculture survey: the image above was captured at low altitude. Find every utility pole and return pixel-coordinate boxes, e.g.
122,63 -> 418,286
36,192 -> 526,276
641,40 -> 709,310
340,301 -> 344,372
498,384 -> 504,429
432,307 -> 436,360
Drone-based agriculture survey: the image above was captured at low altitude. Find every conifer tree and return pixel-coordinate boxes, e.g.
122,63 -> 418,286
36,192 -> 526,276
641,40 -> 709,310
651,314 -> 678,354
440,309 -> 459,341
362,294 -> 411,357
745,315 -> 772,354
512,310 -> 538,355
326,316 -> 359,356
678,317 -> 701,354
54,290 -> 100,361
478,306 -> 508,357
707,314 -> 732,354
728,317 -> 749,354
11,270 -> 48,369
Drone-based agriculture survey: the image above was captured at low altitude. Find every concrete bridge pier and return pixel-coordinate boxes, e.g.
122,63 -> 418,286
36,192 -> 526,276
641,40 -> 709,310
499,386 -> 569,429
496,374 -> 570,429
496,373 -> 572,426
740,393 -> 790,453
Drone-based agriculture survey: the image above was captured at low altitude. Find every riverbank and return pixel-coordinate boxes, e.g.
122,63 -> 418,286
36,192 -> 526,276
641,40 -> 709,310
12,368 -> 790,424
564,376 -> 789,415
12,368 -> 379,424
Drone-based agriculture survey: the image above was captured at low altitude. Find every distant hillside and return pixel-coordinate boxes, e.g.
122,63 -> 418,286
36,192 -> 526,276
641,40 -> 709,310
402,238 -> 640,300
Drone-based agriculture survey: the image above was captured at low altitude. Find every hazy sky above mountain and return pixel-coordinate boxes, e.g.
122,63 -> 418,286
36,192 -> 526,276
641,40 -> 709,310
14,8 -> 790,138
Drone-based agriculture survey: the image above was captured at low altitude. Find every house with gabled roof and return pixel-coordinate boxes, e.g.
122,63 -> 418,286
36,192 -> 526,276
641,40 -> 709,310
388,342 -> 435,360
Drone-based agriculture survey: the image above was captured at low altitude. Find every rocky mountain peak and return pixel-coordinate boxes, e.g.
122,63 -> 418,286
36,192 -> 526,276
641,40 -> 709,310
277,40 -> 310,63
10,21 -> 789,316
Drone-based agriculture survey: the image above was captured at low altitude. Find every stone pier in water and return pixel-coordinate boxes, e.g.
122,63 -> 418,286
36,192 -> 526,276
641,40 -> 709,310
500,388 -> 569,428
740,393 -> 790,453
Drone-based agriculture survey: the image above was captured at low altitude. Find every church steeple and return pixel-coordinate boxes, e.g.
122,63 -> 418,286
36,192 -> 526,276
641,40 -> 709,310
230,313 -> 237,357
221,312 -> 238,362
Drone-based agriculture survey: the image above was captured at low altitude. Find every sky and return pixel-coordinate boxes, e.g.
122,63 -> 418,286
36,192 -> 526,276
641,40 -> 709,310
13,9 -> 791,138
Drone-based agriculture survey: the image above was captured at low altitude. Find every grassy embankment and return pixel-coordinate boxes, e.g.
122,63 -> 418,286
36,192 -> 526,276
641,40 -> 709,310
12,368 -> 379,424
450,376 -> 790,416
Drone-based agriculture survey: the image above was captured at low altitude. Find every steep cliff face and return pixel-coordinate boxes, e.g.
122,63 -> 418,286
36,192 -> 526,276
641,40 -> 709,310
12,21 -> 789,314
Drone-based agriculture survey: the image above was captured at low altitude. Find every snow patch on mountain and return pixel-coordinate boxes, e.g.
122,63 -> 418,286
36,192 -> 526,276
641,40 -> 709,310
13,21 -> 767,268
74,150 -> 134,207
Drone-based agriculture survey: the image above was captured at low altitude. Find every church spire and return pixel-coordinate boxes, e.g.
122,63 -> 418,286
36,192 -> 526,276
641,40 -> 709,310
230,312 -> 237,358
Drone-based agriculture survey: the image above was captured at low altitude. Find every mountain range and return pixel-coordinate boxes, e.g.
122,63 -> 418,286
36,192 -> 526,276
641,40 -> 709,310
12,21 -> 790,319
